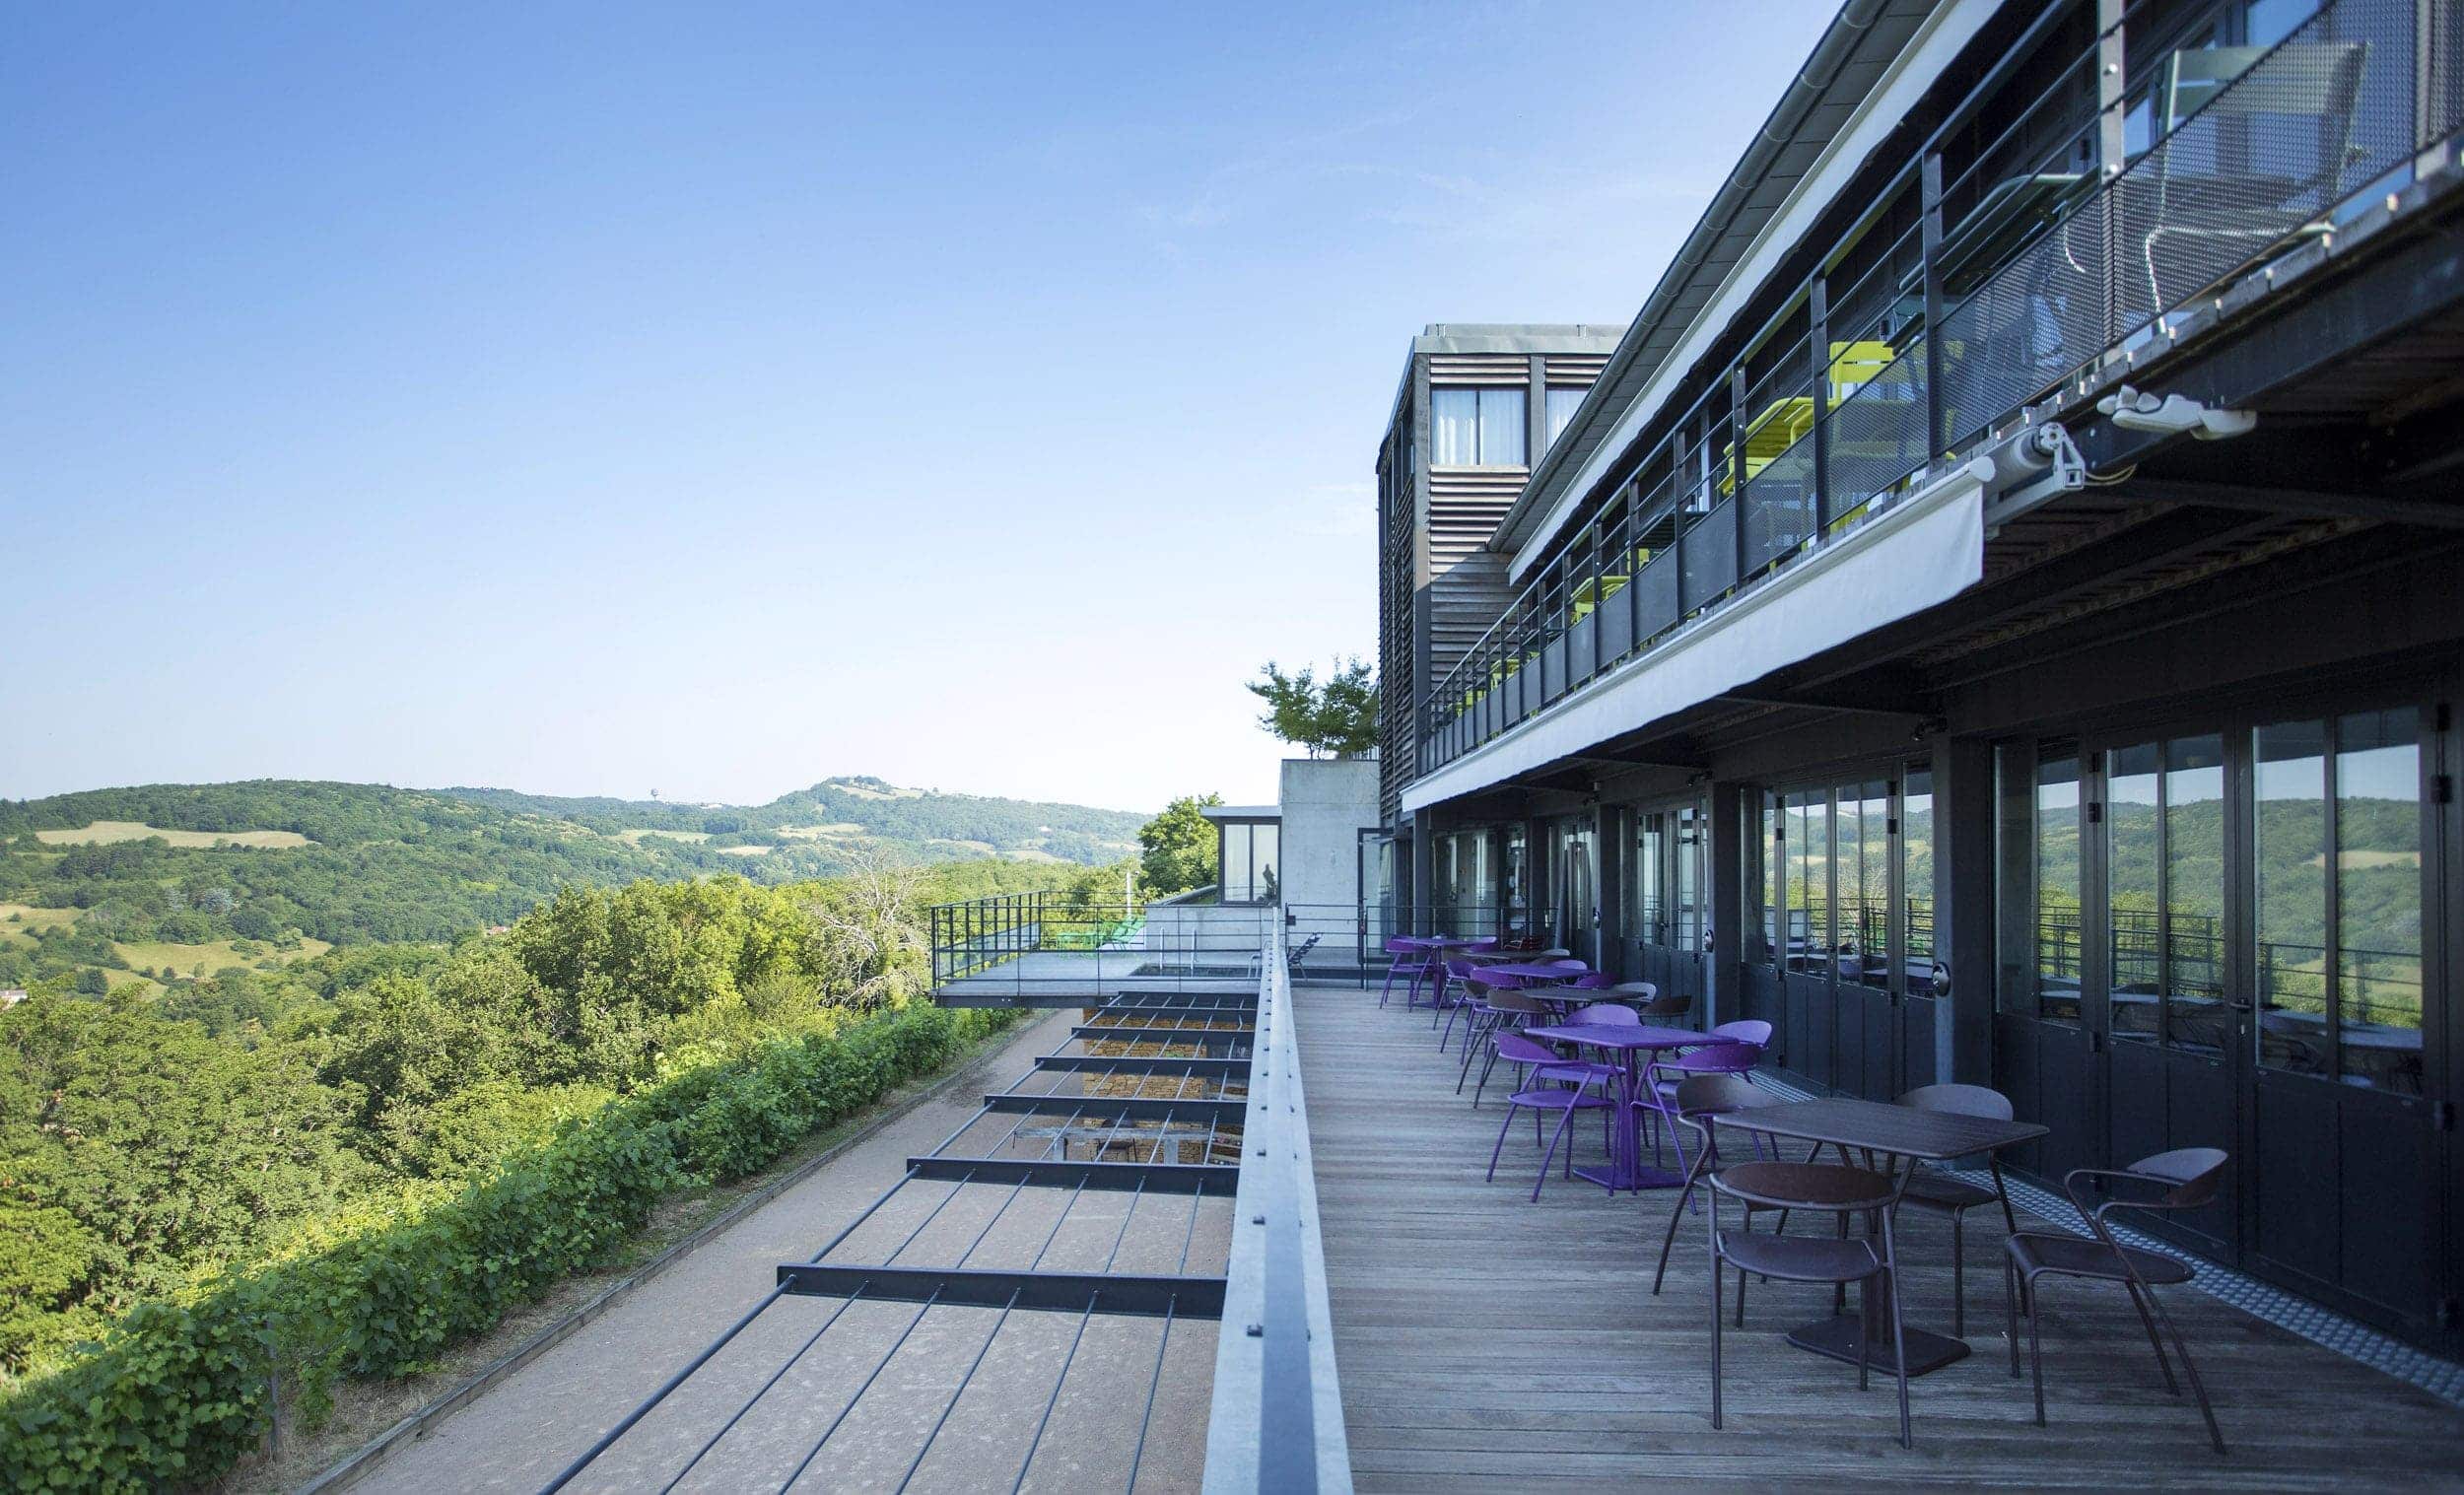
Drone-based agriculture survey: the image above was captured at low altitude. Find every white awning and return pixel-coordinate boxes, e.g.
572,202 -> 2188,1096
1404,458 -> 1989,814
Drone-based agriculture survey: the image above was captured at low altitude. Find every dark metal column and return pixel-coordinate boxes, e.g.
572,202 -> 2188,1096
1707,777 -> 1745,1033
1931,732 -> 1996,1086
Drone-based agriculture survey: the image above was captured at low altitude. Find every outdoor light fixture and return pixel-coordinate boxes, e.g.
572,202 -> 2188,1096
2096,383 -> 2258,441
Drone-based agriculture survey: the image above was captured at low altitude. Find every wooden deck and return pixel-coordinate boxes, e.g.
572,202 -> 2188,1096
1292,985 -> 2464,1491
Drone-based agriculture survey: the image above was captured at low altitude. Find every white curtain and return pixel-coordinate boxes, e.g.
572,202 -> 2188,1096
1478,387 -> 1526,465
1432,388 -> 1479,465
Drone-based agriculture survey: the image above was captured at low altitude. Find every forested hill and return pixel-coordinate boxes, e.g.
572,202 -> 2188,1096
435,776 -> 1145,864
0,777 -> 1147,955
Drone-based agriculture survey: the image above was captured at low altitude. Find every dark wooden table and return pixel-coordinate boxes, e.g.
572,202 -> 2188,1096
1709,1096 -> 2048,1376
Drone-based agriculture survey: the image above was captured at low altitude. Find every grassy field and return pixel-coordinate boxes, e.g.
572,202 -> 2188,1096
776,823 -> 866,840
114,933 -> 332,977
0,903 -> 83,942
614,828 -> 712,845
34,821 -> 312,849
712,845 -> 774,857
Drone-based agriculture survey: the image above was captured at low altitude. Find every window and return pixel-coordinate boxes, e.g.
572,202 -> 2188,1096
1431,831 -> 1493,932
1997,741 -> 2084,1023
2256,712 -> 2423,1091
1218,820 -> 1280,904
1431,386 -> 1526,466
1545,386 -> 1586,451
1903,771 -> 1935,994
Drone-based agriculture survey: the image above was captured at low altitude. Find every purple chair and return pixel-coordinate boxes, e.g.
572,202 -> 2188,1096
1564,971 -> 1618,990
1636,1041 -> 1763,1171
1469,989 -> 1613,1106
1710,1019 -> 1772,1047
1483,1031 -> 1615,1201
1564,1002 -> 1640,1026
1377,938 -> 1428,1009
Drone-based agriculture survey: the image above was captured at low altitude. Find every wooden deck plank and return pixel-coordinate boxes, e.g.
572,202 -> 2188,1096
1293,987 -> 2464,1492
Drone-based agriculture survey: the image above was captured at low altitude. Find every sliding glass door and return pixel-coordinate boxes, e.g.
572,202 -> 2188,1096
1753,769 -> 1934,1099
1992,696 -> 2449,1344
1623,798 -> 1706,1014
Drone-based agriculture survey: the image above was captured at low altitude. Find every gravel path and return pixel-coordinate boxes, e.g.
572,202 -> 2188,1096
352,1009 -> 1214,1495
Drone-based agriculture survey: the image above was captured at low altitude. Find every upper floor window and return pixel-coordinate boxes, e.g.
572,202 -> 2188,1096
1544,386 -> 1586,452
1431,387 -> 1525,466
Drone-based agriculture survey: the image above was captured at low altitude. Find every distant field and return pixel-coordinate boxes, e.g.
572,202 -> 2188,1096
34,821 -> 311,849
713,845 -> 775,857
2324,849 -> 2421,870
835,782 -> 924,801
616,828 -> 712,845
777,823 -> 866,840
115,934 -> 332,976
927,838 -> 998,855
0,903 -> 82,940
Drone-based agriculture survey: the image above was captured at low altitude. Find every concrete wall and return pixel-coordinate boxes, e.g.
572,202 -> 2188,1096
1276,757 -> 1380,917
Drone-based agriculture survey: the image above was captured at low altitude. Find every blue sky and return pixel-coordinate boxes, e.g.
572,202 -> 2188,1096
2,1 -> 1834,813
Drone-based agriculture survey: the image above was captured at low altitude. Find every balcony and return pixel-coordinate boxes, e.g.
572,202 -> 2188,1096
1418,0 -> 2460,783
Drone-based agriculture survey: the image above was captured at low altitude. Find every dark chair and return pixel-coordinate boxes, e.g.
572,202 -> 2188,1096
1451,974 -> 1523,1093
1433,957 -> 1479,1043
1709,1160 -> 1910,1448
1651,1072 -> 1766,1294
1894,1083 -> 2019,1335
2003,1147 -> 2228,1455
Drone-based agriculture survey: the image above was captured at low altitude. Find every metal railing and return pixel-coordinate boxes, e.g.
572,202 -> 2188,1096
928,893 -> 1273,1004
1203,921 -> 1351,1494
1418,0 -> 2460,775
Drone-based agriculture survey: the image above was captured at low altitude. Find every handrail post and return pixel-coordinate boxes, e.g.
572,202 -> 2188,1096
1920,150 -> 1947,457
1808,272 -> 1831,535
1728,367 -> 1748,586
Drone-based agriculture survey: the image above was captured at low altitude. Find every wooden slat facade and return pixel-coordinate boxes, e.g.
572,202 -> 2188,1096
1378,335 -> 1618,820
1294,985 -> 2464,1491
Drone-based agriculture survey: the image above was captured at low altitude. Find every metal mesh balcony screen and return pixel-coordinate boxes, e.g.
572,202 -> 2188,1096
1680,501 -> 1738,613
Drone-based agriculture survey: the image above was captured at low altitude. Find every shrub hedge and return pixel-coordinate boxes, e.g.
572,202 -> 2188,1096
0,1000 -> 1025,1493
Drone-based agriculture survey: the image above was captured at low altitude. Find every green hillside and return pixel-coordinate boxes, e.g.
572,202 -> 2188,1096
0,778 -> 1148,977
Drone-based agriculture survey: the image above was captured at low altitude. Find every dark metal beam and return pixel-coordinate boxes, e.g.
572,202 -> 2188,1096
905,1157 -> 1240,1195
978,1094 -> 1249,1124
1032,1054 -> 1249,1078
2130,476 -> 2464,530
1070,1023 -> 1256,1045
777,1262 -> 1227,1319
1713,691 -> 1936,718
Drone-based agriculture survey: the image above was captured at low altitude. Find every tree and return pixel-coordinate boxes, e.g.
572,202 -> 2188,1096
1138,794 -> 1222,896
1247,657 -> 1378,758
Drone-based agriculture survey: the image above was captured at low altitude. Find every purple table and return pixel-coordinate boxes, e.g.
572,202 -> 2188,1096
1522,1023 -> 1704,1191
1471,962 -> 1585,984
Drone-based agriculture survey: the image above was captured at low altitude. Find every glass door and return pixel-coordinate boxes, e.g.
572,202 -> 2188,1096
2096,731 -> 2239,1257
1625,798 -> 1707,1014
2245,706 -> 2438,1334
1550,820 -> 1599,966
